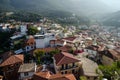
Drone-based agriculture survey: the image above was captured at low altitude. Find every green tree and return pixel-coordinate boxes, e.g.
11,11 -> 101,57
27,26 -> 39,35
80,76 -> 87,80
49,49 -> 60,57
34,50 -> 45,64
99,61 -> 120,80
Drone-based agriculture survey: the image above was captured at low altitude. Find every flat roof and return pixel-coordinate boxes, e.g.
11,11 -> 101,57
10,34 -> 24,40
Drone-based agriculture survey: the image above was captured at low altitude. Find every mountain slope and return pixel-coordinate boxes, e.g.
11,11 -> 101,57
0,0 -> 112,16
102,11 -> 120,26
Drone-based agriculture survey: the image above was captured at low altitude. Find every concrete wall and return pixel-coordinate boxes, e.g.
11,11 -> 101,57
84,49 -> 97,56
20,72 -> 34,80
102,55 -> 114,65
55,62 -> 81,74
25,45 -> 35,52
35,39 -> 45,48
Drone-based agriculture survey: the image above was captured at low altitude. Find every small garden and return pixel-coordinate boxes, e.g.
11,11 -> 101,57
34,49 -> 60,65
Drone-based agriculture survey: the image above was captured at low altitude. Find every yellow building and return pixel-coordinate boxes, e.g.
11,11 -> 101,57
53,52 -> 82,77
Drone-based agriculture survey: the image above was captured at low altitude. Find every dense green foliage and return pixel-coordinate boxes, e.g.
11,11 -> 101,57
99,61 -> 120,80
0,29 -> 15,53
80,76 -> 87,80
27,26 -> 39,35
0,12 -> 42,22
49,49 -> 60,57
34,50 -> 45,64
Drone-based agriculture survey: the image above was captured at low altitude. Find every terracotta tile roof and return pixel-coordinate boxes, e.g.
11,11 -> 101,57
50,39 -> 64,45
108,49 -> 120,60
18,63 -> 36,73
114,48 -> 120,53
63,74 -> 76,80
25,36 -> 35,46
33,71 -> 51,80
33,71 -> 76,80
62,37 -> 76,42
85,45 -> 99,51
58,46 -> 72,52
49,74 -> 76,80
0,54 -> 24,67
55,39 -> 64,44
54,52 -> 80,66
35,71 -> 51,79
0,51 -> 13,61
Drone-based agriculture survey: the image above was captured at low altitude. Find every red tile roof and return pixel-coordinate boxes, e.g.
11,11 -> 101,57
50,39 -> 65,45
58,46 -> 72,52
25,36 -> 35,46
62,37 -> 76,42
34,71 -> 51,79
0,54 -> 24,67
0,51 -> 13,61
33,71 -> 76,80
55,39 -> 64,44
49,74 -> 76,80
108,49 -> 120,60
54,52 -> 80,66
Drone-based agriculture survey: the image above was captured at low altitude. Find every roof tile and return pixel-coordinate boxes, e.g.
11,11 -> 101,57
0,54 -> 24,67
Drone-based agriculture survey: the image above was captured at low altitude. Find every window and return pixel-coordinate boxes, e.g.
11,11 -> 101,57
65,64 -> 68,69
16,63 -> 19,67
62,64 -> 64,69
24,72 -> 28,76
65,71 -> 67,74
8,66 -> 13,71
72,69 -> 75,73
87,77 -> 90,79
27,46 -> 29,49
61,72 -> 64,74
72,63 -> 75,67
94,77 -> 97,80
31,46 -> 34,49
27,43 -> 29,46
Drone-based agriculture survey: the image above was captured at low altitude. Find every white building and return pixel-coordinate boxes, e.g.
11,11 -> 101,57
18,63 -> 37,80
25,36 -> 35,52
34,33 -> 55,48
84,49 -> 97,56
20,25 -> 27,35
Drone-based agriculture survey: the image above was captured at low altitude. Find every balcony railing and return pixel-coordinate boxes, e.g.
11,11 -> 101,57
60,65 -> 78,70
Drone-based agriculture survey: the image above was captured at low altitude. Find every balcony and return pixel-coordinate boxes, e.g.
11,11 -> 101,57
60,65 -> 79,70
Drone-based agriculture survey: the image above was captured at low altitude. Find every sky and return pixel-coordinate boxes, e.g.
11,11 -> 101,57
101,0 -> 120,11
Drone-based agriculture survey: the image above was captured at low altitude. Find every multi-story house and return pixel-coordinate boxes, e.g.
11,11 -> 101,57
100,49 -> 120,65
24,36 -> 35,52
10,34 -> 26,54
62,37 -> 77,47
84,45 -> 98,59
0,54 -> 24,80
20,25 -> 28,35
34,33 -> 55,48
33,71 -> 76,80
18,63 -> 37,80
53,52 -> 82,77
50,39 -> 66,47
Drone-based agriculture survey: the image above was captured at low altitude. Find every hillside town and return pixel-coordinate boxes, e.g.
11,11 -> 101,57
0,18 -> 120,80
